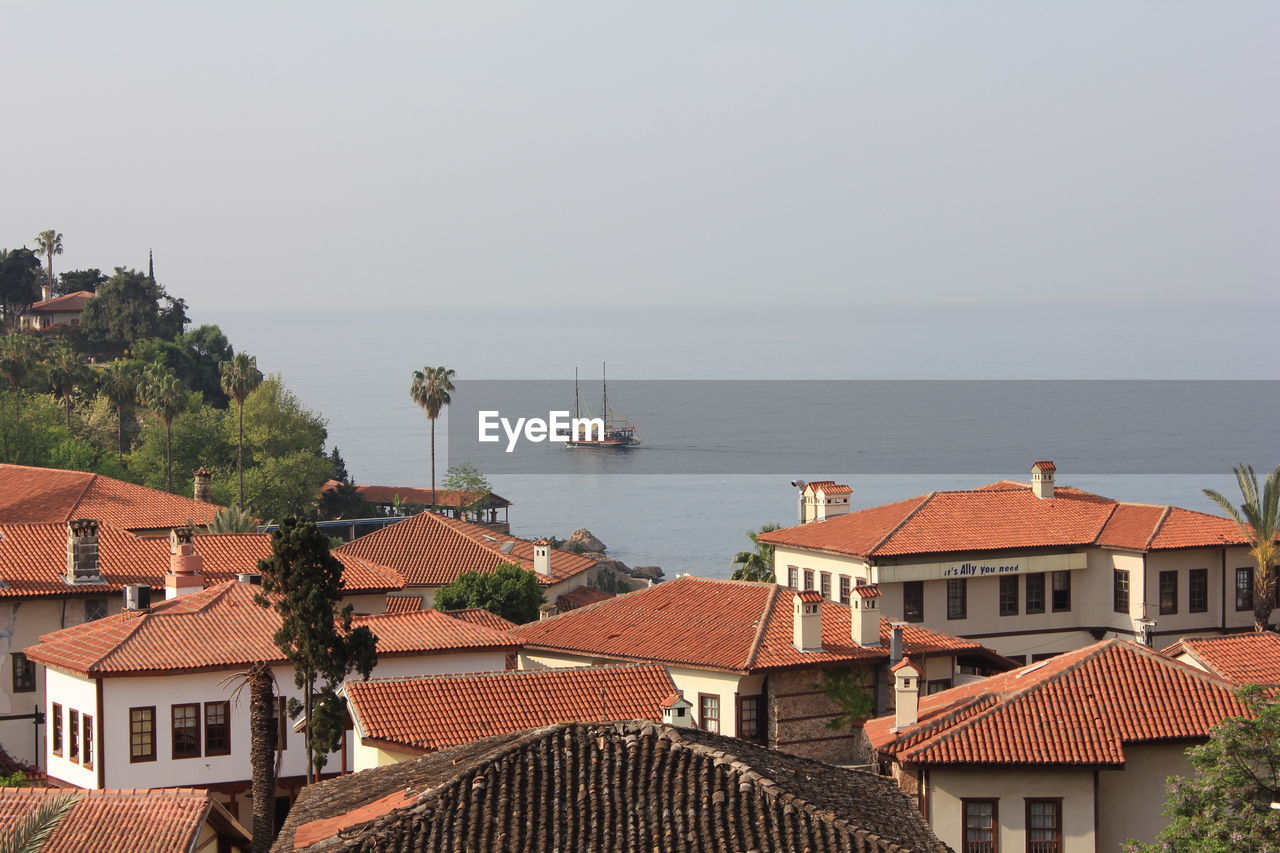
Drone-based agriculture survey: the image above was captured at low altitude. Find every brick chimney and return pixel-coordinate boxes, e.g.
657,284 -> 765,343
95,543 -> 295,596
851,585 -> 883,647
532,539 -> 552,576
792,590 -> 824,652
1031,460 -> 1056,499
65,519 -> 103,585
165,527 -> 204,598
192,467 -> 212,503
661,691 -> 694,728
892,660 -> 920,731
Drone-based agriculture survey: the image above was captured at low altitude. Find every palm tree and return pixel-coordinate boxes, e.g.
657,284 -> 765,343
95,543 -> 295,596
98,360 -> 141,459
731,523 -> 782,582
44,346 -> 91,428
140,368 -> 187,492
1205,465 -> 1280,631
33,230 -> 63,296
247,661 -> 277,852
208,504 -> 260,534
409,366 -> 456,506
220,353 -> 264,505
0,791 -> 79,853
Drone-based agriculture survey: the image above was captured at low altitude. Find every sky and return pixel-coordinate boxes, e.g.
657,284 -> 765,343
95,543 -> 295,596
1,1 -> 1276,311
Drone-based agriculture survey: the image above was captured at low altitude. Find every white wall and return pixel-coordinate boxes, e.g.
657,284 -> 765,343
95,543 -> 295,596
43,668 -> 100,788
929,766 -> 1096,853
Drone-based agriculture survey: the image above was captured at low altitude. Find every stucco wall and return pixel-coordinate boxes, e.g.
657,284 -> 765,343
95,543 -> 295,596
44,668 -> 99,788
929,766 -> 1095,853
1097,742 -> 1195,850
772,547 -> 869,595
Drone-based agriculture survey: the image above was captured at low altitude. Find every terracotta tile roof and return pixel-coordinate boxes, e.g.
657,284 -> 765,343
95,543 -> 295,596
0,786 -> 249,852
1161,632 -> 1280,686
25,580 -> 516,677
275,721 -> 950,853
0,464 -> 219,530
761,480 -> 1252,558
513,576 -> 1001,674
556,585 -> 615,611
335,511 -> 597,588
322,481 -> 510,509
442,608 -> 518,631
806,481 -> 853,496
346,664 -> 677,753
0,523 -> 402,598
867,639 -> 1250,766
384,596 -> 423,613
27,290 -> 94,314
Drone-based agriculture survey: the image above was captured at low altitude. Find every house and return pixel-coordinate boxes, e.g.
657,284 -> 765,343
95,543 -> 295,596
1161,630 -> 1280,687
760,461 -> 1269,662
18,290 -> 95,332
344,663 -> 680,769
512,575 -> 1013,762
0,520 -> 403,767
320,480 -> 512,531
866,639 -> 1251,853
22,575 -> 517,819
273,721 -> 951,853
336,511 -> 600,610
0,786 -> 251,852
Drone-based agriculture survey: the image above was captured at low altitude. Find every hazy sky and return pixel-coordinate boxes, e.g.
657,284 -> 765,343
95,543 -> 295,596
2,1 -> 1276,310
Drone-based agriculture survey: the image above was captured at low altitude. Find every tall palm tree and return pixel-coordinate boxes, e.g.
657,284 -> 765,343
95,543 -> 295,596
140,368 -> 187,492
98,360 -> 141,459
1205,465 -> 1280,631
247,660 -> 277,852
33,230 -> 63,296
731,523 -> 782,582
410,366 -> 456,506
44,346 -> 91,428
220,353 -> 264,505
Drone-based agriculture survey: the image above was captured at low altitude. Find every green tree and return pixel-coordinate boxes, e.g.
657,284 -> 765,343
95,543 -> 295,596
409,366 -> 455,505
96,360 -> 143,459
1125,685 -> 1279,853
255,518 -> 378,783
56,268 -> 105,297
434,563 -> 545,624
129,398 -> 230,496
139,368 -> 188,492
1204,465 -> 1280,631
208,504 -> 260,534
730,523 -> 781,582
441,463 -> 492,493
0,791 -> 79,853
817,667 -> 877,731
75,267 -> 188,359
0,248 -> 42,330
0,392 -> 71,466
32,230 -> 63,294
327,446 -> 350,483
220,352 -> 264,505
43,346 -> 91,428
0,334 -> 45,458
316,480 -> 378,521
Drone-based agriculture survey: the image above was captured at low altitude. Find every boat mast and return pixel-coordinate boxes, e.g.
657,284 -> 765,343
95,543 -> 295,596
601,362 -> 608,422
574,367 -> 580,419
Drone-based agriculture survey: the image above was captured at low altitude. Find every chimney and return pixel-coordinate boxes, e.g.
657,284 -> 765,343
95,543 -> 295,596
661,691 -> 694,728
889,622 -> 905,664
538,602 -> 558,621
123,584 -> 152,611
40,282 -> 52,302
532,539 -> 552,576
193,467 -> 212,503
165,527 -> 204,598
892,660 -> 920,731
851,585 -> 883,647
1031,460 -> 1056,499
792,590 -> 824,652
792,480 -> 807,525
65,519 -> 103,585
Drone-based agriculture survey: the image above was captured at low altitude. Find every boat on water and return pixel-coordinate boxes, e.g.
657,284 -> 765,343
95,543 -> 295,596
561,364 -> 640,449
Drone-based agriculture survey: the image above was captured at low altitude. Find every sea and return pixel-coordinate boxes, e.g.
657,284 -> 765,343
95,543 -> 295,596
204,302 -> 1278,579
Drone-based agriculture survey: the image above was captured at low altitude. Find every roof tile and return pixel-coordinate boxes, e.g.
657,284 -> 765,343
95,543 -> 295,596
0,464 -> 219,530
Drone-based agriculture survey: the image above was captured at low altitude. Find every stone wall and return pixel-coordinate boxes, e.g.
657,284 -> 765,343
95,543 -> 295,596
767,666 -> 875,764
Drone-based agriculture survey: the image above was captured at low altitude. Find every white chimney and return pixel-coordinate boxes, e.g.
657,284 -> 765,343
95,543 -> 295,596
793,480 -> 807,525
532,539 -> 552,576
65,519 -> 103,586
799,481 -> 852,523
165,527 -> 204,598
892,660 -> 920,731
1031,460 -> 1056,499
661,691 -> 694,728
40,282 -> 52,302
792,590 -> 824,652
851,585 -> 883,647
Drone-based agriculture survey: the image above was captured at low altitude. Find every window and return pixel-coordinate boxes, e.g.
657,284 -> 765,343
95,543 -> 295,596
926,679 -> 954,694
947,578 -> 967,620
1113,570 -> 1130,614
51,703 -> 63,756
273,698 -> 288,751
82,714 -> 94,769
129,707 -> 155,762
1004,654 -> 1028,666
11,653 -> 35,693
1158,571 -> 1178,615
69,710 -> 80,763
962,799 -> 998,853
839,576 -> 851,604
1051,571 -> 1071,612
738,695 -> 764,743
1236,567 -> 1254,612
999,576 -> 1019,616
1031,652 -> 1061,663
820,572 -> 832,600
803,570 -> 814,591
1026,798 -> 1062,853
903,581 -> 924,623
84,598 -> 108,622
172,703 -> 201,759
205,701 -> 231,756
1189,568 -> 1208,613
699,694 -> 720,734
788,566 -> 798,588
1025,574 -> 1045,614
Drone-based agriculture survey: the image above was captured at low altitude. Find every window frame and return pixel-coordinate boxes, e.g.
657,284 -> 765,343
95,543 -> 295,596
803,570 -> 815,591
820,572 -> 832,600
129,706 -> 156,763
51,703 -> 63,757
947,577 -> 967,620
1025,573 -> 1045,614
11,653 -> 35,693
1025,797 -> 1063,853
787,566 -> 798,588
1158,570 -> 1178,615
999,575 -> 1019,617
172,702 -> 202,760
1051,571 -> 1071,613
1189,568 -> 1208,614
1113,569 -> 1130,614
69,709 -> 80,764
82,713 -> 94,769
737,694 -> 765,743
84,597 -> 108,622
903,581 -> 924,623
961,797 -> 999,853
839,575 -> 852,604
1236,567 -> 1254,612
698,693 -> 720,734
205,701 -> 231,757
273,697 -> 289,751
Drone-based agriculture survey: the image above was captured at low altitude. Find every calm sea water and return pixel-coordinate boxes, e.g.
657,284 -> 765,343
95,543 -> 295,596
204,303 -> 1277,577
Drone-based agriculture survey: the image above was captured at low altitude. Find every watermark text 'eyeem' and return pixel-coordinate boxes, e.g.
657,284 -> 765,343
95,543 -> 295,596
478,411 -> 604,452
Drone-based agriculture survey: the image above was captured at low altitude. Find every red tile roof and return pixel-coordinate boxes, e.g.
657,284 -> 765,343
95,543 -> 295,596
346,664 -> 676,753
761,481 -> 1252,558
806,481 -> 853,496
0,786 -> 249,852
335,511 -> 597,588
1161,632 -> 1280,687
867,640 -> 1250,766
442,608 -> 519,631
556,585 -> 615,611
513,576 -> 1004,674
384,596 -> 422,613
322,481 -> 510,509
0,464 -> 219,530
0,523 -> 402,598
25,580 -> 516,677
27,290 -> 94,314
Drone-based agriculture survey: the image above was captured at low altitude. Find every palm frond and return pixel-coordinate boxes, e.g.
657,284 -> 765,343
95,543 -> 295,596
0,792 -> 80,853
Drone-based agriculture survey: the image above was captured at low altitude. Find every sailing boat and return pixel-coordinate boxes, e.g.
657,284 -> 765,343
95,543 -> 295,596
562,364 -> 640,448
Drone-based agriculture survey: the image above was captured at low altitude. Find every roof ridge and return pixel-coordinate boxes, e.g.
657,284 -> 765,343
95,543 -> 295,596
1144,505 -> 1174,551
867,493 -> 935,556
352,662 -> 664,687
743,585 -> 782,671
65,472 -> 100,522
